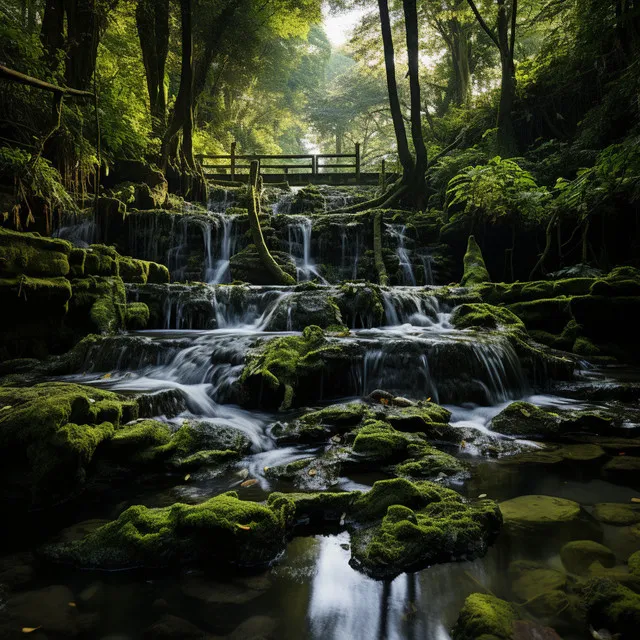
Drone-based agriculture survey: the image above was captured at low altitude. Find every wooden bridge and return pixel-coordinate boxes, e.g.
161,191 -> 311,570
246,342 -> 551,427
197,143 -> 386,186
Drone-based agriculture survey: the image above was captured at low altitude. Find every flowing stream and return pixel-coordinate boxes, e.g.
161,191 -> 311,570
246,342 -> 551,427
18,186 -> 640,639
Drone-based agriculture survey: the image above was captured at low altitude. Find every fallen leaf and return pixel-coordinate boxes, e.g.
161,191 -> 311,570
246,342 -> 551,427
240,478 -> 258,488
631,497 -> 640,503
380,398 -> 389,405
236,523 -> 251,531
22,628 -> 41,634
101,373 -> 112,379
479,493 -> 487,499
520,408 -> 531,418
426,397 -> 431,402
263,466 -> 270,472
460,440 -> 467,448
619,452 -> 626,456
184,474 -> 191,482
68,602 -> 76,608
308,468 -> 317,476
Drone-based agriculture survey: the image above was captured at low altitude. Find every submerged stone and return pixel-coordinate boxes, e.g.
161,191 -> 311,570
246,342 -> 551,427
560,540 -> 616,575
582,578 -> 640,639
593,503 -> 640,526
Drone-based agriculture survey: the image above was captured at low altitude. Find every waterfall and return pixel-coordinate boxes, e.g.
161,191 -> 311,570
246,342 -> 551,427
287,216 -> 326,282
387,224 -> 416,285
381,289 -> 447,327
54,213 -> 97,247
208,213 -> 239,284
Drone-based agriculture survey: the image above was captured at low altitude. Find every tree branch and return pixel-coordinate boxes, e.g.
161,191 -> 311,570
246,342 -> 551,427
465,0 -> 500,49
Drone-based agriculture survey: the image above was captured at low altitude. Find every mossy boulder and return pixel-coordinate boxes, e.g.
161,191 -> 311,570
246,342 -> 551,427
264,454 -> 341,491
490,402 -> 562,437
451,303 -> 525,332
508,560 -> 567,601
350,419 -> 426,462
0,382 -> 137,508
560,540 -> 616,575
349,479 -> 502,579
500,495 -> 598,545
395,446 -> 467,480
125,302 -> 150,330
239,326 -> 356,410
583,578 -> 640,639
41,492 -> 294,570
452,593 -> 517,640
629,551 -> 640,577
0,228 -> 70,277
603,456 -> 640,486
593,503 -> 640,526
461,235 -> 491,287
264,289 -> 343,331
337,282 -> 384,328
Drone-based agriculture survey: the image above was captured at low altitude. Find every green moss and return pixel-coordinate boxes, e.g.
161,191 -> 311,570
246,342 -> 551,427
44,492 -> 294,570
509,562 -> 567,601
591,266 -> 640,297
0,382 -> 137,507
461,235 -> 491,287
560,540 -> 616,575
0,228 -> 71,277
240,325 -> 345,409
337,282 -> 384,328
84,245 -> 119,277
490,401 -> 561,437
351,420 -> 423,460
125,302 -> 150,330
118,256 -> 148,283
582,578 -> 640,638
267,490 -> 358,522
169,449 -> 240,471
593,503 -> 640,526
452,594 -> 517,640
111,420 -> 172,449
395,446 -> 467,479
69,248 -> 86,278
350,483 -> 501,579
507,298 -> 573,334
629,551 -> 640,577
451,303 -> 525,332
147,261 -> 170,284
603,455 -> 640,483
573,335 -> 602,357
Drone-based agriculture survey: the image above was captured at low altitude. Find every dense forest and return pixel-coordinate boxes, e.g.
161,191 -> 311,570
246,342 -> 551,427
1,0 -> 640,639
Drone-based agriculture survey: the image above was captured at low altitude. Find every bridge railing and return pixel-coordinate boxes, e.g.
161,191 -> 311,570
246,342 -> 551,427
197,142 -> 361,181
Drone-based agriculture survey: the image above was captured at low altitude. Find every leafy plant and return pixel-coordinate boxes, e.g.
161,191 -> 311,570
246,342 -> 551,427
446,156 -> 551,224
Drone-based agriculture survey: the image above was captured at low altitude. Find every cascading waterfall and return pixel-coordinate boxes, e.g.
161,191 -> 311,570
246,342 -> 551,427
387,224 -> 416,285
208,213 -> 240,284
381,289 -> 448,327
287,216 -> 326,282
54,212 -> 97,246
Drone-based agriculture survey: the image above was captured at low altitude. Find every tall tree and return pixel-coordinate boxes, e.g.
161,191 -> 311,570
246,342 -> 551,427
466,0 -> 518,156
136,0 -> 169,137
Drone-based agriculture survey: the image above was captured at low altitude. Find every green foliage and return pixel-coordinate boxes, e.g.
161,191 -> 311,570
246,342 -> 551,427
0,148 -> 74,228
447,156 -> 551,224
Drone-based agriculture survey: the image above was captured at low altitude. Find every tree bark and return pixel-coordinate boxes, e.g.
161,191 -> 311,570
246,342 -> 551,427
64,0 -> 101,91
136,0 -> 169,136
41,0 -> 65,68
403,0 -> 428,205
496,0 -> 517,156
378,0 -> 413,179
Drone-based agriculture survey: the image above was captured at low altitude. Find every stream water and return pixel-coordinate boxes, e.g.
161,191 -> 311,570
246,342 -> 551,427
10,187 -> 640,639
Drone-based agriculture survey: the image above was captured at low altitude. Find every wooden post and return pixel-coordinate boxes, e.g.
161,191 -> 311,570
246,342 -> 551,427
312,155 -> 317,175
355,142 -> 361,182
381,158 -> 386,191
230,141 -> 237,180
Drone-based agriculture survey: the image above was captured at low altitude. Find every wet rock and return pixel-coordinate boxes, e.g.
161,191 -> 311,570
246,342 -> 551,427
348,479 -> 502,580
263,289 -> 343,331
583,577 -> 640,639
593,503 -> 640,526
560,540 -> 616,575
143,614 -> 207,639
586,562 -> 640,592
500,443 -> 606,467
0,553 -> 35,590
499,495 -> 600,545
452,593 -> 517,640
41,492 -> 293,571
394,446 -> 468,480
226,616 -> 277,640
264,455 -> 340,491
603,456 -> 640,486
490,402 -> 562,437
508,560 -> 567,601
229,245 -> 296,285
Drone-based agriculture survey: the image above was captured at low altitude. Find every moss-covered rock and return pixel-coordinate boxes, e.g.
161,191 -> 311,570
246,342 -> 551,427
395,445 -> 467,480
0,228 -> 71,277
451,303 -> 525,332
499,495 -> 598,545
629,551 -> 640,577
461,235 -> 491,287
125,302 -> 150,329
603,456 -> 640,486
229,244 -> 296,285
267,490 -> 357,524
508,560 -> 567,601
349,479 -> 502,579
490,402 -> 562,437
336,282 -> 384,328
593,503 -> 640,526
452,593 -> 517,640
239,326 -> 357,410
560,540 -> 616,575
0,382 -> 137,508
41,492 -> 294,570
264,289 -> 343,331
582,578 -> 640,639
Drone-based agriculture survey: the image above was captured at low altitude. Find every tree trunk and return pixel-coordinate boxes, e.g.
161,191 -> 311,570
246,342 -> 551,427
41,0 -> 65,69
450,18 -> 471,107
136,0 -> 169,137
496,0 -> 517,156
64,0 -> 101,91
247,161 -> 296,286
403,0 -> 428,206
180,0 -> 194,170
378,0 -> 413,179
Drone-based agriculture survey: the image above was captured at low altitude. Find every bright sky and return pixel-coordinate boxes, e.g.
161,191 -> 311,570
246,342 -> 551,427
322,5 -> 368,47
